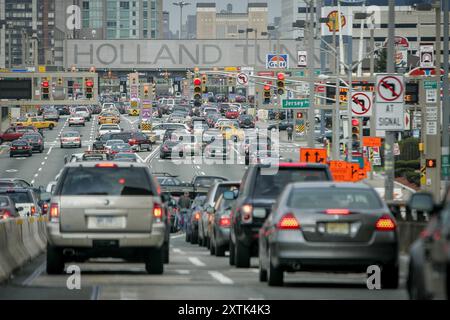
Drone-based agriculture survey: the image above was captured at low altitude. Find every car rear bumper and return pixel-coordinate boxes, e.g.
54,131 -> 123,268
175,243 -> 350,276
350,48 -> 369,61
46,221 -> 166,248
215,227 -> 230,246
61,141 -> 81,146
270,232 -> 398,270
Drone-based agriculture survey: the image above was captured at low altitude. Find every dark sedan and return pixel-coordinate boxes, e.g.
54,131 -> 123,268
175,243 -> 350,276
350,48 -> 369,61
160,140 -> 181,159
10,140 -> 33,157
21,133 -> 44,153
267,120 -> 294,131
258,182 -> 399,287
239,115 -> 255,128
0,195 -> 20,219
186,195 -> 207,245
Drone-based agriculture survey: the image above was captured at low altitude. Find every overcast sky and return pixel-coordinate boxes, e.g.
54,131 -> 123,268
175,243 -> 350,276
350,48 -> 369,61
164,0 -> 281,34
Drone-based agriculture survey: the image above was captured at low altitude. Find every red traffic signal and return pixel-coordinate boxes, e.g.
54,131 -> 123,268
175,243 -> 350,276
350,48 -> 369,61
193,78 -> 201,86
351,118 -> 360,126
277,73 -> 285,80
85,80 -> 94,87
263,85 -> 271,91
42,81 -> 49,88
426,159 -> 436,168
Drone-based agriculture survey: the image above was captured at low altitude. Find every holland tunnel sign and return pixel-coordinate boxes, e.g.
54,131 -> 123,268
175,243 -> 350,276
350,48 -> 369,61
66,40 -> 300,69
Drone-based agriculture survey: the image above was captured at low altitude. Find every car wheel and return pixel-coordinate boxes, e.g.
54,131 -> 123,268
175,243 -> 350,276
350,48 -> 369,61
68,124 -> 72,127
229,239 -> 236,266
267,252 -> 283,286
78,143 -> 82,148
381,263 -> 399,289
259,258 -> 268,282
186,230 -> 191,242
28,151 -> 32,157
136,144 -> 141,152
163,242 -> 169,264
60,144 -> 64,149
145,248 -> 164,274
39,147 -> 44,153
209,236 -> 216,255
215,241 -> 226,257
190,231 -> 198,244
46,244 -> 65,275
204,235 -> 209,248
83,123 -> 85,127
9,153 -> 13,158
235,240 -> 250,268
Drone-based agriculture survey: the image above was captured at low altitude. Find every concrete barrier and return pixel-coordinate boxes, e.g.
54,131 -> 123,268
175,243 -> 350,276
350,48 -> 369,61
29,217 -> 46,251
21,218 -> 41,259
5,219 -> 28,267
0,221 -> 13,282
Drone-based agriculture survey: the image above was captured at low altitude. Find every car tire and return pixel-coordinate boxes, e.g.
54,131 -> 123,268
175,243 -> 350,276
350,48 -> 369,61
78,143 -> 82,148
9,153 -> 13,158
49,124 -> 54,130
46,244 -> 65,275
60,144 -> 64,149
83,123 -> 85,127
28,151 -> 32,157
145,248 -> 164,274
235,240 -> 250,268
259,259 -> 268,282
381,263 -> 399,289
204,235 -> 209,248
39,147 -> 44,153
209,236 -> 216,255
229,240 -> 236,266
267,253 -> 283,286
215,242 -> 226,257
186,230 -> 191,242
68,124 -> 72,127
163,242 -> 169,264
408,262 -> 428,300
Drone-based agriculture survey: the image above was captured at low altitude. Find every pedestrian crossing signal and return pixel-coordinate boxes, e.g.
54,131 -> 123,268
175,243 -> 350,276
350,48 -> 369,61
277,73 -> 285,95
426,159 -> 436,168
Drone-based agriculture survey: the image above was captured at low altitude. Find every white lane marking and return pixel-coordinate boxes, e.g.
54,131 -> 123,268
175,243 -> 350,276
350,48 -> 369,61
196,165 -> 200,169
30,180 -> 35,184
22,262 -> 46,286
208,271 -> 234,285
144,147 -> 159,163
135,153 -> 144,163
172,248 -> 185,255
46,146 -> 53,155
201,172 -> 206,175
5,169 -> 18,173
34,173 -> 38,177
170,233 -> 185,239
44,157 -> 48,160
120,290 -> 138,300
188,257 -> 206,267
250,269 -> 259,273
175,270 -> 190,275
41,162 -> 45,165
38,168 -> 42,172
90,285 -> 101,300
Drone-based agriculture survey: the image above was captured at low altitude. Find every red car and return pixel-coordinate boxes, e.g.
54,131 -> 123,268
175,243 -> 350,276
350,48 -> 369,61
0,126 -> 40,144
225,108 -> 240,119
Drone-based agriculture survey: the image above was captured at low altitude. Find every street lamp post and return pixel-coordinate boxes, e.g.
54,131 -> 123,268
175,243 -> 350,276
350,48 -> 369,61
173,1 -> 191,40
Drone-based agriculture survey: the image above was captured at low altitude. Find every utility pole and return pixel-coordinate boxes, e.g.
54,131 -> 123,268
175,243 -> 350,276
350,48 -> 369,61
306,0 -> 315,147
173,1 -> 191,40
443,0 -> 450,183
384,0 -> 396,201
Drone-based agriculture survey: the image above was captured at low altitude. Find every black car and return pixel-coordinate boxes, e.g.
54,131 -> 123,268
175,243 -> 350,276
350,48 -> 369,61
21,133 -> 44,153
228,163 -> 333,268
10,140 -> 33,157
160,140 -> 181,159
93,131 -> 151,151
407,187 -> 450,300
55,106 -> 71,115
267,120 -> 294,131
239,115 -> 255,128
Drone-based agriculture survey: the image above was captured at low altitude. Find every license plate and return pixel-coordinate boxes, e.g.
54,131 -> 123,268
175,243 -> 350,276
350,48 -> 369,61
141,144 -> 150,149
326,222 -> 350,235
88,216 -> 126,229
18,147 -> 23,150
253,208 -> 266,219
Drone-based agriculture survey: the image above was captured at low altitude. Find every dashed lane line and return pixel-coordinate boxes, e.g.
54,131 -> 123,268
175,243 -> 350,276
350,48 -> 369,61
208,271 -> 234,285
22,262 -> 45,286
188,257 -> 206,267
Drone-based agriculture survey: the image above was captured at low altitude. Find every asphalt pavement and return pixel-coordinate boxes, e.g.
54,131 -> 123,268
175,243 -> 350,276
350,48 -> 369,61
0,115 -> 410,300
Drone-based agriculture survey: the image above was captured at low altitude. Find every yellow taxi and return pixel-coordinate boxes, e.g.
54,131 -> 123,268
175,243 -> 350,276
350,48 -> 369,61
219,124 -> 245,142
98,112 -> 120,125
14,116 -> 57,130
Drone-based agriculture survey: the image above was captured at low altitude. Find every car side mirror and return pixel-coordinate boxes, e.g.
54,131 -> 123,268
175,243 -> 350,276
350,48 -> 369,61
408,192 -> 435,214
223,191 -> 236,200
16,206 -> 24,212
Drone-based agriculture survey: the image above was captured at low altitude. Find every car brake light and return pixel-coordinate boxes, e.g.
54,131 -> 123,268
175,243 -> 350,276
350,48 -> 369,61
194,212 -> 201,220
50,203 -> 59,219
30,206 -> 36,215
277,213 -> 300,230
219,215 -> 231,227
153,203 -> 163,218
375,215 -> 396,231
1,210 -> 11,219
325,209 -> 350,215
241,204 -> 253,222
95,163 -> 118,168
10,146 -> 16,150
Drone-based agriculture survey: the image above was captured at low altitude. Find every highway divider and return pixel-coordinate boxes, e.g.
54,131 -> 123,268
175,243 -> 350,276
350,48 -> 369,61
0,217 -> 48,283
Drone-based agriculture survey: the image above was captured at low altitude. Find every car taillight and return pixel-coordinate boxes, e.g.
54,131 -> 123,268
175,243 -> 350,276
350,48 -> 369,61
194,212 -> 201,221
1,210 -> 11,219
219,215 -> 231,227
30,206 -> 36,215
325,209 -> 350,215
38,139 -> 42,144
10,146 -> 17,150
153,203 -> 163,219
163,145 -> 169,151
375,215 -> 396,231
95,163 -> 118,168
50,203 -> 59,219
277,213 -> 300,230
241,204 -> 253,223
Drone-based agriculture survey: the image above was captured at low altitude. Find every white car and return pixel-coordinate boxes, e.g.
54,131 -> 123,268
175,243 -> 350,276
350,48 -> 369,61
60,131 -> 82,148
98,124 -> 121,136
73,106 -> 91,121
152,123 -> 191,141
68,112 -> 86,126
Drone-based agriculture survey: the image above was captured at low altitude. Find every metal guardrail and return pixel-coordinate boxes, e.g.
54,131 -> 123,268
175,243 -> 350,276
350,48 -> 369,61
386,200 -> 429,253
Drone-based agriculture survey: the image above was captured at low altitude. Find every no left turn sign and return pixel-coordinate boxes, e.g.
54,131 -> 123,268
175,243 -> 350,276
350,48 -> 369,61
236,73 -> 249,86
376,75 -> 404,103
351,92 -> 373,117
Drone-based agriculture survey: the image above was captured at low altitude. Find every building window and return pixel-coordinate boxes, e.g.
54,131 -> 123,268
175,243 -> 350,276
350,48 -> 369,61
120,1 -> 129,10
132,30 -> 136,36
132,20 -> 136,26
82,1 -> 89,9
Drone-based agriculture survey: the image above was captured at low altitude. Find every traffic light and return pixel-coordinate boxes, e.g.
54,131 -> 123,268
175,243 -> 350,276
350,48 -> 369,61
263,84 -> 271,104
426,159 -> 437,168
201,74 -> 208,93
68,80 -> 74,95
351,118 -> 361,149
193,77 -> 202,100
41,80 -> 49,100
57,77 -> 63,86
85,79 -> 94,99
277,73 -> 285,95
143,84 -> 150,98
152,83 -> 156,96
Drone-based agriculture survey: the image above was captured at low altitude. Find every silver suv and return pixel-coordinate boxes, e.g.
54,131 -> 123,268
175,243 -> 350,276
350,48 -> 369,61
46,161 -> 166,275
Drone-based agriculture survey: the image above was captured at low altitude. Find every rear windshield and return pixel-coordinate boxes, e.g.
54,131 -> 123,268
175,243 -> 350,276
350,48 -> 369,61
0,196 -> 11,207
22,135 -> 40,141
253,168 -> 329,198
287,188 -> 383,210
194,177 -> 226,187
62,132 -> 79,137
0,192 -> 32,203
110,133 -> 132,141
12,140 -> 28,146
59,167 -> 154,196
101,125 -> 119,130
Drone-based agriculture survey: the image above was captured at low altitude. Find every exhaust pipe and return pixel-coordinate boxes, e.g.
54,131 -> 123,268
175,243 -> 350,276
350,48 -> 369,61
63,248 -> 75,256
292,263 -> 301,271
